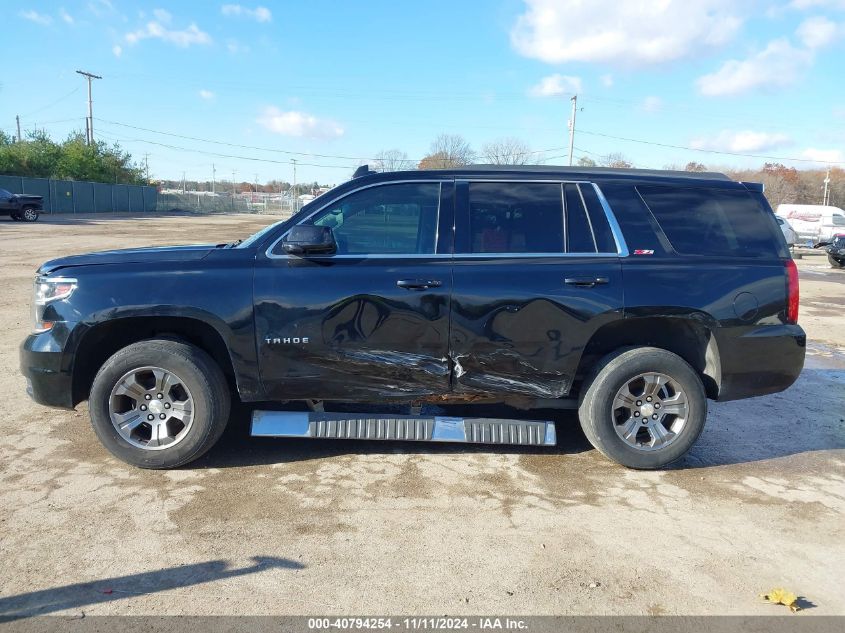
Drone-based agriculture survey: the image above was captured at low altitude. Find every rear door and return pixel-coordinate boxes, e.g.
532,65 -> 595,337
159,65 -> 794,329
448,179 -> 625,400
254,179 -> 454,401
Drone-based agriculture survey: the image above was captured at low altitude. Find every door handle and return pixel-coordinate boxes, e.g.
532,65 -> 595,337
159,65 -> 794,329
396,279 -> 443,291
564,276 -> 609,288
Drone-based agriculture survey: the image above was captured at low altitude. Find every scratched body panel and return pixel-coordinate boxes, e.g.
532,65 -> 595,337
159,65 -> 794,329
449,256 -> 624,399
254,257 -> 453,401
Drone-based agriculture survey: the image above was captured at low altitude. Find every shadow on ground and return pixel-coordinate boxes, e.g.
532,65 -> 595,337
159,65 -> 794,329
0,556 -> 304,619
194,365 -> 845,471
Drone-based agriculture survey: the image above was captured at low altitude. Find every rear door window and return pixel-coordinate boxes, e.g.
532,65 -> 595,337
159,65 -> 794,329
637,185 -> 783,257
467,182 -> 564,253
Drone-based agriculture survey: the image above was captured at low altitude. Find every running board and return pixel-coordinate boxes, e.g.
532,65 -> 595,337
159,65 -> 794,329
251,411 -> 556,446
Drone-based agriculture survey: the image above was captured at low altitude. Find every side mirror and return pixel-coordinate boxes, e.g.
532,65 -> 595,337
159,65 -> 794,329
282,225 -> 337,255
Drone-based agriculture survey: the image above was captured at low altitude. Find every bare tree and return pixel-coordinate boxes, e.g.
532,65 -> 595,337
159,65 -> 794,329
418,134 -> 475,169
481,137 -> 533,165
373,149 -> 413,172
684,161 -> 707,172
600,152 -> 633,169
577,156 -> 597,167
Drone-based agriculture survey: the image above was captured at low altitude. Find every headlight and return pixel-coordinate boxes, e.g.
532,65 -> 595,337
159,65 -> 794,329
32,276 -> 77,333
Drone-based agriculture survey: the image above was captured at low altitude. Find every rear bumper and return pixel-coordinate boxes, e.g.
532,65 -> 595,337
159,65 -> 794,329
715,324 -> 806,402
20,325 -> 75,409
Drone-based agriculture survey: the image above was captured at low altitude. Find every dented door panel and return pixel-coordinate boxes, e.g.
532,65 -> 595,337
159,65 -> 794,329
449,256 -> 623,399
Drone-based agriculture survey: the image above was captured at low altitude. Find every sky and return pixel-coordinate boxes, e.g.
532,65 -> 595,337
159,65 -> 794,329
3,0 -> 845,186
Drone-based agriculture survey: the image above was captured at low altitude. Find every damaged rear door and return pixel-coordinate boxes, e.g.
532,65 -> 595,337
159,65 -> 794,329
449,179 -> 624,401
255,179 -> 454,401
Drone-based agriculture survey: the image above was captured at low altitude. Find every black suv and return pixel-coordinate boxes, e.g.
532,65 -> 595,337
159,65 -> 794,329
20,166 -> 805,470
827,233 -> 845,268
0,188 -> 42,221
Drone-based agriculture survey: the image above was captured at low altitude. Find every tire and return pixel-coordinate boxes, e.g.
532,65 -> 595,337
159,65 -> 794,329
21,207 -> 39,222
829,254 -> 844,269
578,347 -> 707,469
89,339 -> 231,469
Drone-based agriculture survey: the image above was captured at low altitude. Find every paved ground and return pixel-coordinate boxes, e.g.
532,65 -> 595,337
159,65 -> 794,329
0,213 -> 843,617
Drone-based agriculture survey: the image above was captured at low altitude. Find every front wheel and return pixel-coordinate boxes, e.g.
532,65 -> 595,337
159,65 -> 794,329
578,347 -> 707,469
89,339 -> 231,469
829,254 -> 844,269
21,207 -> 39,222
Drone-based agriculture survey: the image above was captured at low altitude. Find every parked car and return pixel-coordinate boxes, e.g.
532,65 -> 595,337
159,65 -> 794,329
20,166 -> 805,470
775,204 -> 845,247
775,215 -> 798,247
826,234 -> 845,268
0,188 -> 42,222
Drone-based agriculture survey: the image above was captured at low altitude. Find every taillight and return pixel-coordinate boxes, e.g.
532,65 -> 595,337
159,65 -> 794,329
785,259 -> 799,324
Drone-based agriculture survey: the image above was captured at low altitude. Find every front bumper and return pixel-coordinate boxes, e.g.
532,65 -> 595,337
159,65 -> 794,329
20,324 -> 76,409
715,324 -> 806,402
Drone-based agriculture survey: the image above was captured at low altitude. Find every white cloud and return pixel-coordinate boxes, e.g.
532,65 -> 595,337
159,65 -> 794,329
112,44 -> 123,57
801,148 -> 845,163
221,4 -> 272,22
199,89 -> 215,100
642,96 -> 663,112
789,0 -> 845,9
796,16 -> 840,48
19,10 -> 53,25
60,8 -> 75,24
125,20 -> 212,47
257,107 -> 344,139
600,74 -> 614,88
226,39 -> 249,53
511,0 -> 743,66
152,8 -> 172,24
529,74 -> 582,97
690,130 -> 792,152
696,39 -> 812,96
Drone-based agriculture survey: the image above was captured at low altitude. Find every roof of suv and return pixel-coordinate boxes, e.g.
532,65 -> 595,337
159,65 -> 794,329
352,164 -> 733,185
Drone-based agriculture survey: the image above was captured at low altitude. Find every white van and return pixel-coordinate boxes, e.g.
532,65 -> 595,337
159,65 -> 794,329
775,204 -> 845,246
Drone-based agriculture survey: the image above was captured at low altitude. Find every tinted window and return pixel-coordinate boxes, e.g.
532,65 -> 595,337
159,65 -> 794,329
564,184 -> 595,253
638,186 -> 783,257
468,182 -> 563,253
309,182 -> 440,254
0,189 -> 11,199
580,184 -> 617,253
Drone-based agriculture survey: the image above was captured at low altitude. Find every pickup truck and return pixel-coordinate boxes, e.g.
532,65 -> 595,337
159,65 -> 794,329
0,188 -> 42,221
20,166 -> 806,470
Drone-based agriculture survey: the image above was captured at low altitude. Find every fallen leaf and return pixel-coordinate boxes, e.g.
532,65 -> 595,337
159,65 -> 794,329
761,588 -> 800,612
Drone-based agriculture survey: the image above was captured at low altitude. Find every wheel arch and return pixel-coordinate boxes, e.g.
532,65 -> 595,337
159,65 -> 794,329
71,316 -> 237,406
575,316 -> 721,399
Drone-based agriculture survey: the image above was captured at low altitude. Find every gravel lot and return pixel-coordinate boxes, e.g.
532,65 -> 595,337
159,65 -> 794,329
1,213 -> 843,617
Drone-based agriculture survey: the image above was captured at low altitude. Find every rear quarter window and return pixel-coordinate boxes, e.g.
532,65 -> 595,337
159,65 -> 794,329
637,185 -> 784,258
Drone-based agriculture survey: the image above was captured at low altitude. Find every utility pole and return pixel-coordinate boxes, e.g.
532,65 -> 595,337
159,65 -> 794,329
182,171 -> 186,194
75,70 -> 102,145
211,163 -> 216,194
292,159 -> 297,213
254,173 -> 259,193
823,168 -> 831,206
15,115 -> 21,143
567,94 -> 578,167
144,153 -> 150,181
232,169 -> 237,211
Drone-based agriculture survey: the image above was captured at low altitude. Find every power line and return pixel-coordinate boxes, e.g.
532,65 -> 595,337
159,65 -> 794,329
96,117 -> 568,163
21,87 -> 81,118
577,129 -> 845,165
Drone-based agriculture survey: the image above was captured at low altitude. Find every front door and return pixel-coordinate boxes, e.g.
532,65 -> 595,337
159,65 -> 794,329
449,179 -> 624,401
254,180 -> 454,402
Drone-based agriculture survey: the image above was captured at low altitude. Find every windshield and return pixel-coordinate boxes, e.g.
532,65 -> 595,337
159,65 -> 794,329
235,218 -> 290,249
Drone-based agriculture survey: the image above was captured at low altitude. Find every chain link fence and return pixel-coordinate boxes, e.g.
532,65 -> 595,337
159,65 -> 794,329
157,192 -> 302,216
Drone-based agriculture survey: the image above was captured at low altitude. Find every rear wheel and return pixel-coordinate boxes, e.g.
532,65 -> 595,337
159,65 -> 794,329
578,347 -> 707,469
21,207 -> 39,222
829,254 -> 844,269
89,339 -> 230,468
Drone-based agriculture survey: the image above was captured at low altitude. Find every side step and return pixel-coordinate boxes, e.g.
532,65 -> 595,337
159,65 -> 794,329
251,411 -> 556,446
